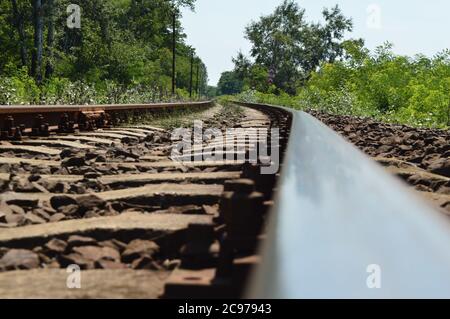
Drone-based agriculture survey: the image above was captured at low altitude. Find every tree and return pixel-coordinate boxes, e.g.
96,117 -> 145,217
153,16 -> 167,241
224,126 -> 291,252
217,71 -> 243,95
168,0 -> 196,95
10,0 -> 28,69
321,5 -> 354,63
31,0 -> 44,82
243,0 -> 352,94
44,0 -> 55,78
0,0 -> 207,103
205,85 -> 218,98
232,51 -> 251,81
171,0 -> 195,10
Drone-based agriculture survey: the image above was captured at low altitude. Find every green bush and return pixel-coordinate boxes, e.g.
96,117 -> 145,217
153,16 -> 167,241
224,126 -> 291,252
236,43 -> 450,128
0,66 -> 40,105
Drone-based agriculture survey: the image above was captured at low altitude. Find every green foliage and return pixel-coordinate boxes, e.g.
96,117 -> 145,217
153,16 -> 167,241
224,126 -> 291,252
0,66 -> 40,105
204,86 -> 218,98
217,71 -> 243,95
240,0 -> 353,94
219,2 -> 449,128
219,1 -> 353,96
0,0 -> 208,105
235,44 -> 450,128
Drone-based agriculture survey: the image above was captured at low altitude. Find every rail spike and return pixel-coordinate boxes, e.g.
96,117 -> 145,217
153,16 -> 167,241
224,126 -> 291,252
78,111 -> 109,131
58,113 -> 75,133
31,114 -> 49,137
0,115 -> 22,140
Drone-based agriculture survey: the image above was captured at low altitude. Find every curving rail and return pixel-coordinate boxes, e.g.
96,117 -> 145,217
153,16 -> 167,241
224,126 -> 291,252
237,102 -> 450,299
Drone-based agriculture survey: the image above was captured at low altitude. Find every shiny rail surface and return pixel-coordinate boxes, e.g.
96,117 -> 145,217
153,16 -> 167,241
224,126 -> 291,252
238,102 -> 450,299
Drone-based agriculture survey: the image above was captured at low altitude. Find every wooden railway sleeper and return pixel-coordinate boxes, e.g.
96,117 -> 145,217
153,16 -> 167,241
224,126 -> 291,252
242,162 -> 277,200
179,223 -> 219,270
163,179 -> 266,298
220,179 -> 264,254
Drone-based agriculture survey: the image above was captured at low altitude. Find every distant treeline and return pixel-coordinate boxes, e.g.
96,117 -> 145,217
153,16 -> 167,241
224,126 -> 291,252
0,0 -> 211,104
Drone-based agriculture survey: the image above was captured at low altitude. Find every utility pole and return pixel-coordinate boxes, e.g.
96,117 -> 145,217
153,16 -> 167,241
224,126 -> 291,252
199,70 -> 203,97
189,50 -> 194,98
195,62 -> 200,98
171,8 -> 177,96
447,102 -> 450,127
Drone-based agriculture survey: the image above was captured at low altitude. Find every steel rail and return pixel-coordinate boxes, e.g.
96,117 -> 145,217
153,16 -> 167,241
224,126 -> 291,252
237,102 -> 450,299
0,101 -> 213,134
0,101 -> 212,114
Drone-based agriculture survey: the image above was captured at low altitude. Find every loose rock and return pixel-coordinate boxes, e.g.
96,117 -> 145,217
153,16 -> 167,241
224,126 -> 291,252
45,239 -> 68,254
67,235 -> 97,247
50,195 -> 77,210
122,240 -> 159,263
0,249 -> 40,270
62,156 -> 86,167
72,246 -> 120,263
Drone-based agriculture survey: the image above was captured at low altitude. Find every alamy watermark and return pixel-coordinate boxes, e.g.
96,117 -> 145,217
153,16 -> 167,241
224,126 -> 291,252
366,264 -> 382,289
170,120 -> 280,175
66,264 -> 81,289
366,3 -> 382,30
67,4 -> 81,29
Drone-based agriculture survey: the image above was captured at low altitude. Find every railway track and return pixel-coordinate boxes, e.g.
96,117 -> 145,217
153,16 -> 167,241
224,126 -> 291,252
0,101 -> 291,298
0,100 -> 448,299
237,102 -> 450,299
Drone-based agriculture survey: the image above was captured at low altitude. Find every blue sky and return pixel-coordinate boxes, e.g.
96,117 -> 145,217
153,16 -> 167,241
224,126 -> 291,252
181,0 -> 450,85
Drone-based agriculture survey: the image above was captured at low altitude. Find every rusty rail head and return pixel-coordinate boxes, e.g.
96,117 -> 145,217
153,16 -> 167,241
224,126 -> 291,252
0,101 -> 214,138
0,101 -> 213,114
